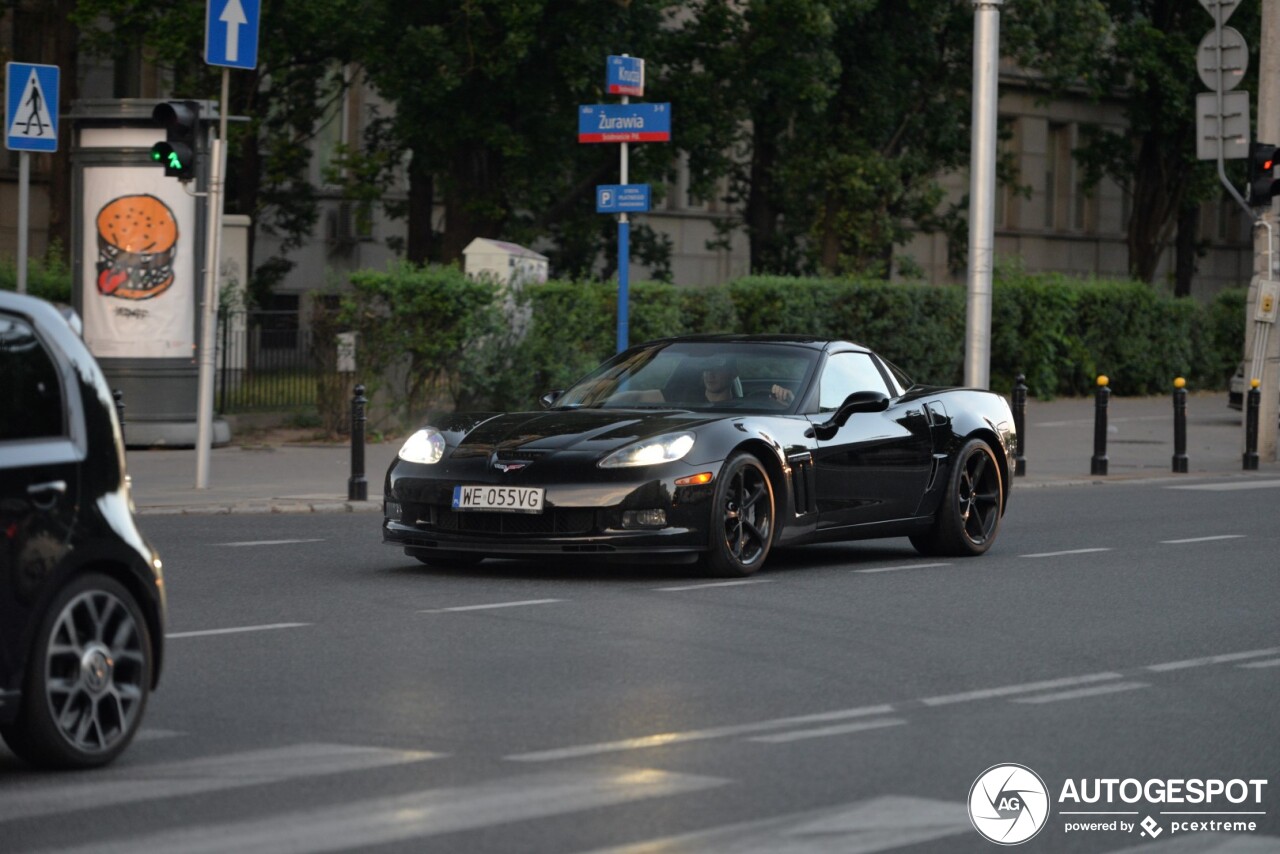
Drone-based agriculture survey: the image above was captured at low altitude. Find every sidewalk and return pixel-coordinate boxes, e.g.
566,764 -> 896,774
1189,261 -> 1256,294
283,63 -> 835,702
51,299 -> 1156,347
124,391 -> 1280,516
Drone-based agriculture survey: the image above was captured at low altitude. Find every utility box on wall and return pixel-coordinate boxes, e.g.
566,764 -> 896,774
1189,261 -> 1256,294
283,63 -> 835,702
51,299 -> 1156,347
462,238 -> 548,287
69,99 -> 229,447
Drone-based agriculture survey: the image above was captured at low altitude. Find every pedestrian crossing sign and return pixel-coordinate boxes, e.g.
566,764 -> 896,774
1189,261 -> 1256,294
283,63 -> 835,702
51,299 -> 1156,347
6,62 -> 59,153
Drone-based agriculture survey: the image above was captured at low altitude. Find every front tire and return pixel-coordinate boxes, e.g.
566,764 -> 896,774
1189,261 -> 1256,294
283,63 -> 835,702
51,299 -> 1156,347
703,453 -> 775,577
910,439 -> 1003,557
0,574 -> 153,769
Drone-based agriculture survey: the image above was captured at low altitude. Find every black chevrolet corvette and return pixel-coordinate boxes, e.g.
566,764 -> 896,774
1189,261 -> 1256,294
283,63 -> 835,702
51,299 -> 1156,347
383,335 -> 1016,576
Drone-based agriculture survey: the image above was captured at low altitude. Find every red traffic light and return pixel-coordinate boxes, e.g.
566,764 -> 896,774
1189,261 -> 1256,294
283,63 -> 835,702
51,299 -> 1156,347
1248,142 -> 1279,207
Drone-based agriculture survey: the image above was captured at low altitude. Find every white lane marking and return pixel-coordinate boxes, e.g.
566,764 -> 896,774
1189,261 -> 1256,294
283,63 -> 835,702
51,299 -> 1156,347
507,704 -> 896,762
0,744 -> 441,823
748,718 -> 907,744
213,538 -> 326,547
1239,659 -> 1280,669
1147,647 -> 1280,672
1012,681 -> 1150,704
34,768 -> 727,854
922,672 -> 1122,706
419,598 -> 564,613
1168,479 -> 1280,491
581,795 -> 972,854
1020,548 -> 1112,558
655,579 -> 777,592
854,563 -> 950,574
167,623 -> 311,639
1160,534 -> 1245,544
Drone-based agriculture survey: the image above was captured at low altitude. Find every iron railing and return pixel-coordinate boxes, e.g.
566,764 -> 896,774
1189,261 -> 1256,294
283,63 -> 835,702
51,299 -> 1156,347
216,309 -> 321,412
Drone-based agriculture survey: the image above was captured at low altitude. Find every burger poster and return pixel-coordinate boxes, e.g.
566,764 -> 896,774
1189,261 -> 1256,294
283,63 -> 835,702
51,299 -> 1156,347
81,168 -> 196,359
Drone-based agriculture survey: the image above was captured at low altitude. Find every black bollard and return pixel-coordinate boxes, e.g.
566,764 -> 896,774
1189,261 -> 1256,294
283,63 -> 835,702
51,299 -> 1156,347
1171,377 -> 1188,473
1090,375 -> 1109,476
113,389 -> 126,445
348,384 -> 368,501
1244,380 -> 1260,471
1012,374 -> 1027,477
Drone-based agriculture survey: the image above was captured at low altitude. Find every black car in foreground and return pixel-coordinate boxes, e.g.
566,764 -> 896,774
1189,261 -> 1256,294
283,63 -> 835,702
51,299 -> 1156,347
384,335 -> 1017,576
0,291 -> 165,768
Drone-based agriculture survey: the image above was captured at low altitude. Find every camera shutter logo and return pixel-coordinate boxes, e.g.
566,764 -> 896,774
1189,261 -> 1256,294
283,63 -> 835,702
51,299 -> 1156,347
969,764 -> 1050,845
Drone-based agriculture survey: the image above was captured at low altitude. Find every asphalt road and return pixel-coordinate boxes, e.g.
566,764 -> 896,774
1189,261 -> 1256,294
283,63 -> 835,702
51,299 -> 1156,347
2,479 -> 1278,853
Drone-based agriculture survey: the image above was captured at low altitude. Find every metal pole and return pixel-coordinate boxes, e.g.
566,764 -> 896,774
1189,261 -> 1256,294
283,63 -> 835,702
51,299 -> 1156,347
964,0 -> 1002,389
348,384 -> 368,501
17,152 -> 29,294
1012,373 -> 1027,476
1243,380 -> 1260,470
196,70 -> 230,488
1172,377 -> 1188,473
1090,375 -> 1110,476
1247,0 -> 1280,460
617,92 -> 630,354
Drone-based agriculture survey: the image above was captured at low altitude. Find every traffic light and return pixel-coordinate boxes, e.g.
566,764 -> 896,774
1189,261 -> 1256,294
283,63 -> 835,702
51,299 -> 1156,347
150,101 -> 200,181
1248,142 -> 1279,207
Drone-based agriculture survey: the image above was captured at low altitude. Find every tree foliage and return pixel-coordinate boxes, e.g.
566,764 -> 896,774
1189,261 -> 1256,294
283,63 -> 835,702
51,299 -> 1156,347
53,0 -> 1258,290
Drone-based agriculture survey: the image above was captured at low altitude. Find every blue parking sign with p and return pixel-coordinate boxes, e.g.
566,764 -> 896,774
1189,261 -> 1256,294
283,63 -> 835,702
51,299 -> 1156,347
5,63 -> 59,153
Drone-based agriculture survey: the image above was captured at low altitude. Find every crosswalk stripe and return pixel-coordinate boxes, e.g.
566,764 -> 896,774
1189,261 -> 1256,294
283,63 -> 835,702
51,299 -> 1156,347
0,743 -> 441,823
27,767 -> 728,854
582,795 -> 971,854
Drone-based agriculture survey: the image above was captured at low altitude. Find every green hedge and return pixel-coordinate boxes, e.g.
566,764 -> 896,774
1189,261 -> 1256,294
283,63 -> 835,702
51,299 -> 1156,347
334,265 -> 1249,420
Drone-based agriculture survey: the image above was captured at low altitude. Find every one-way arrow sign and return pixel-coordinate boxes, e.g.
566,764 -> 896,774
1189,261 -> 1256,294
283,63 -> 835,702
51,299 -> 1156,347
205,0 -> 261,70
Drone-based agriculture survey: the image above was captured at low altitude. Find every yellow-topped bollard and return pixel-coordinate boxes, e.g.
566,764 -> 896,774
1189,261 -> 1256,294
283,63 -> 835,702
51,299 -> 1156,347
1251,377 -> 1261,389
1172,377 -> 1188,473
1091,374 -> 1111,475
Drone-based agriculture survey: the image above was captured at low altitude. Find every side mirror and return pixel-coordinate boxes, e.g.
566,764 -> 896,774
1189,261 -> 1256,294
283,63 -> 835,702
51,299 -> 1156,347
809,390 -> 889,440
538,390 -> 564,409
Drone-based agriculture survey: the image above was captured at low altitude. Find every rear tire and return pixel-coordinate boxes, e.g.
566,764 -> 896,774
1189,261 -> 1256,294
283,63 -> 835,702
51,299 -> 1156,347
0,574 -> 152,769
910,439 -> 1003,557
703,453 -> 775,577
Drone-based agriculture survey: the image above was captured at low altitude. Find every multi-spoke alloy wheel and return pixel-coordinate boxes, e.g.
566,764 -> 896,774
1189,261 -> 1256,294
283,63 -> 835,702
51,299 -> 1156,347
910,439 -> 1003,557
706,453 -> 775,576
2,574 -> 152,769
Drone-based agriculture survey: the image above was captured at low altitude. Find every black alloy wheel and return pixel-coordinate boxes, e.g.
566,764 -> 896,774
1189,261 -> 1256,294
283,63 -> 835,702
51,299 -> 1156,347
705,453 -> 775,577
0,574 -> 153,769
911,438 -> 1003,557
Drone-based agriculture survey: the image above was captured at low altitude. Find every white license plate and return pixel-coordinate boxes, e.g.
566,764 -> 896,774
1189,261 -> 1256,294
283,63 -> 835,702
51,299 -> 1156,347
451,485 -> 545,513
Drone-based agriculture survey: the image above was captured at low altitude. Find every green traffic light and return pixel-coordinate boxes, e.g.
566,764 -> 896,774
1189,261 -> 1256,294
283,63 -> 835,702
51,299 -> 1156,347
166,152 -> 183,170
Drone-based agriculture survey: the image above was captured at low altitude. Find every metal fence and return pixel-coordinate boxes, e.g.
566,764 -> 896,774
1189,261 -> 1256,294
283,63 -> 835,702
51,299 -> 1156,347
216,309 -> 321,412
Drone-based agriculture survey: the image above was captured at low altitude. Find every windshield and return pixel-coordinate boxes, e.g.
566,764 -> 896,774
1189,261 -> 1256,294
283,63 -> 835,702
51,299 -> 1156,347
554,341 -> 820,413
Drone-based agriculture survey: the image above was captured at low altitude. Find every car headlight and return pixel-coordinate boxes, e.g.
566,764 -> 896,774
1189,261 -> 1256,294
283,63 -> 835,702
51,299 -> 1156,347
599,432 -> 695,468
398,428 -> 447,464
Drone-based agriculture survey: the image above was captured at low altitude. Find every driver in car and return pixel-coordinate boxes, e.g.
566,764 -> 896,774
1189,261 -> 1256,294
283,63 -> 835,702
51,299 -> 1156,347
702,356 -> 793,405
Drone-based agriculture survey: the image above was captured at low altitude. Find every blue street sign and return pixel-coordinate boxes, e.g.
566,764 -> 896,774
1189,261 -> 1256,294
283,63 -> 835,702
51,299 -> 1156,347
597,184 -> 651,213
607,56 -> 644,97
205,0 -> 261,70
5,63 -> 59,153
578,103 -> 671,144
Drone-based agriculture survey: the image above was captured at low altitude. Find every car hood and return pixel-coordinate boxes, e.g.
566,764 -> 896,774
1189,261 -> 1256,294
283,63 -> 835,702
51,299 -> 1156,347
438,409 -> 716,459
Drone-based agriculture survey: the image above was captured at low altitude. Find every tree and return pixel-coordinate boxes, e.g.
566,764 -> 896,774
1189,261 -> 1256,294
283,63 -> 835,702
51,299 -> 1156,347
347,0 -> 676,274
662,0 -> 845,275
71,0 -> 369,302
1010,0 -> 1260,291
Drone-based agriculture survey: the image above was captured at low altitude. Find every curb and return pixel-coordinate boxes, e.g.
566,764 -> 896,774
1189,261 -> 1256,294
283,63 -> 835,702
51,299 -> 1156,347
136,500 -> 383,516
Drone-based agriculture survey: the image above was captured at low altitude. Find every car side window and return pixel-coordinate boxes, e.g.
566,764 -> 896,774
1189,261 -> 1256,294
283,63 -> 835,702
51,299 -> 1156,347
0,313 -> 64,441
818,352 -> 890,412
